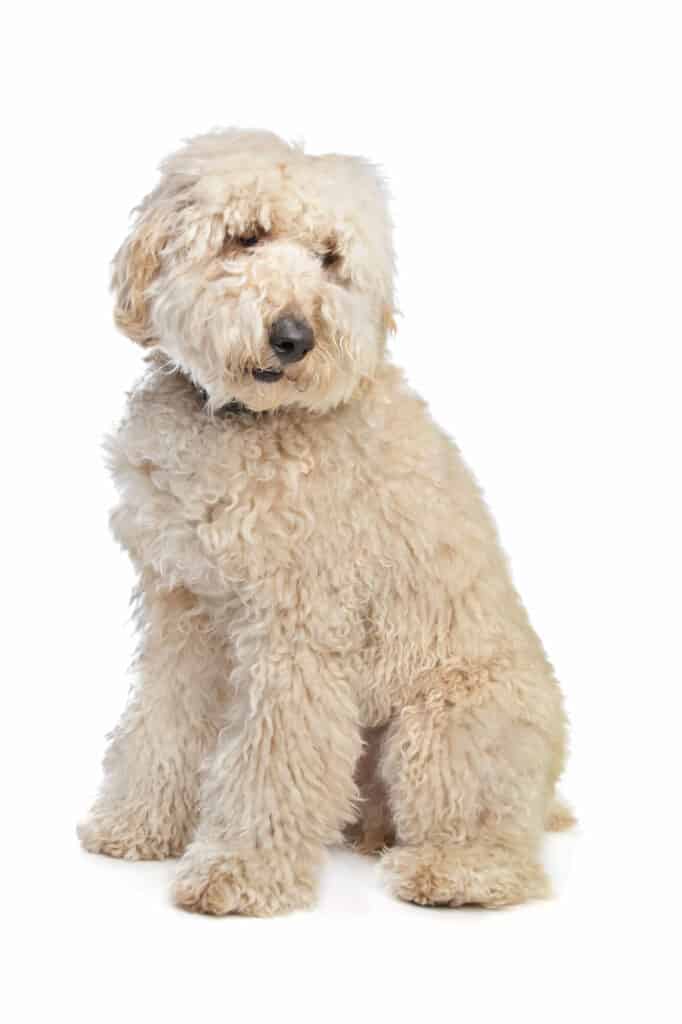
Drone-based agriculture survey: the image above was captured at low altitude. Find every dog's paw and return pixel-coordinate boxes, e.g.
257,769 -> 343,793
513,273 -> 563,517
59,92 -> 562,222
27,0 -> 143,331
78,806 -> 189,861
172,842 -> 317,916
382,841 -> 550,909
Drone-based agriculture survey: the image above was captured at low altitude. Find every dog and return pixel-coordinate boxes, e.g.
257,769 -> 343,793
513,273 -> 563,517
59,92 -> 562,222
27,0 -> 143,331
79,129 -> 573,915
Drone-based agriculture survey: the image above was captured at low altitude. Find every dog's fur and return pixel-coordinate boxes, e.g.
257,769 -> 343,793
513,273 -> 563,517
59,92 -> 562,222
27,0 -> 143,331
79,129 -> 572,915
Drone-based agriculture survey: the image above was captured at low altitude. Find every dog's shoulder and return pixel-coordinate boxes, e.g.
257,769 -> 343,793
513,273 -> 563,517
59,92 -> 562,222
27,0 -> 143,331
343,363 -> 467,487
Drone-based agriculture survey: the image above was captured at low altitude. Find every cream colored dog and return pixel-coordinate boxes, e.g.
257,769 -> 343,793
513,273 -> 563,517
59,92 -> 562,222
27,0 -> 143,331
79,129 -> 572,915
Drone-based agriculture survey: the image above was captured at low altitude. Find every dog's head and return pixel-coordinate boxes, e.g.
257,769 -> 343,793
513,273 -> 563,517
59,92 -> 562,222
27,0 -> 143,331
113,130 -> 396,413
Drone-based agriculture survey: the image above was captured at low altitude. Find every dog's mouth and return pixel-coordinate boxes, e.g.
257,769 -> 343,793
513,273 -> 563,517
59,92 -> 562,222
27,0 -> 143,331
252,368 -> 284,383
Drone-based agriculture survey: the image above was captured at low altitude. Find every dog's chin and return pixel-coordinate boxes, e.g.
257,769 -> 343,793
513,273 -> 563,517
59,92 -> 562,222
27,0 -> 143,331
211,362 -> 362,415
212,369 -> 291,414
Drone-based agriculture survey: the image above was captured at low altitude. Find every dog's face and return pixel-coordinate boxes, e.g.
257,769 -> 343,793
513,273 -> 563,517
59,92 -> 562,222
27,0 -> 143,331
113,130 -> 396,413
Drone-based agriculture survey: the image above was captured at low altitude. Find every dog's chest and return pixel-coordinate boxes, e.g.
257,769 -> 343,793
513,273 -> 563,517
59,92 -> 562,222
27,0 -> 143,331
107,380 -> 345,595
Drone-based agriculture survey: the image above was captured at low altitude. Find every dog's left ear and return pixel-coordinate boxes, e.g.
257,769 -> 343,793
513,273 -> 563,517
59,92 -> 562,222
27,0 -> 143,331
111,199 -> 169,345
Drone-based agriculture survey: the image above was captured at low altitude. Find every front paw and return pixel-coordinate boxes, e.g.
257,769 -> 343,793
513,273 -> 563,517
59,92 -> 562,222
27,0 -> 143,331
172,842 -> 317,916
78,803 -> 190,861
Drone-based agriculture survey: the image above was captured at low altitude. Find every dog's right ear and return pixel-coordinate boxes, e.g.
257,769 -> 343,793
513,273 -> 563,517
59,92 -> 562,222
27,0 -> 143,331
111,200 -> 169,345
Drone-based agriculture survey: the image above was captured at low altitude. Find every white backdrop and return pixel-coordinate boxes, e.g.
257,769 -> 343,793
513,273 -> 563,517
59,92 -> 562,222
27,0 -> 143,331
3,2 -> 680,1021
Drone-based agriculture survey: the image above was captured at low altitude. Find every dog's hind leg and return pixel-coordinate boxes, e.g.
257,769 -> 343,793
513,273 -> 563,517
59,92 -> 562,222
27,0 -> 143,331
78,576 -> 229,860
380,655 -> 566,908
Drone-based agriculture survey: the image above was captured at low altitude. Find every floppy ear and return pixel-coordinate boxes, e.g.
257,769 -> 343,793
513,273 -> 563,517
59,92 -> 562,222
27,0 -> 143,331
111,201 -> 169,345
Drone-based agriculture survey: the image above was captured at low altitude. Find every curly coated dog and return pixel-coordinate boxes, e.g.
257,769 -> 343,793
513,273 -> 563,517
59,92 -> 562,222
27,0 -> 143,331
79,129 -> 573,915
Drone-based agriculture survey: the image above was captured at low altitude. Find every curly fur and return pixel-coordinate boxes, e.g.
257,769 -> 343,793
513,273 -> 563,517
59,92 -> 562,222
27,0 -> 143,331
79,128 -> 572,915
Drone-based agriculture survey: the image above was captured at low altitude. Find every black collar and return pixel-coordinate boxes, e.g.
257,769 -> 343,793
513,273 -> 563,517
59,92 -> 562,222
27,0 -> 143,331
199,389 -> 253,416
189,378 -> 254,416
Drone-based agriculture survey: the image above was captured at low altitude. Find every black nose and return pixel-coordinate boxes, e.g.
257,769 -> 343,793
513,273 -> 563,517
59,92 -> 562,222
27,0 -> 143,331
268,316 -> 315,365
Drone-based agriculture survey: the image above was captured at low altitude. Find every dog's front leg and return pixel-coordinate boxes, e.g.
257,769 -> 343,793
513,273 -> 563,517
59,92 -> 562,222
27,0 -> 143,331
78,576 -> 230,860
173,574 -> 363,916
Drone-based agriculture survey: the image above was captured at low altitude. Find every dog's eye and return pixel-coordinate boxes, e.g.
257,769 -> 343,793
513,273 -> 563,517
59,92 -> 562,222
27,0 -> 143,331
222,230 -> 266,254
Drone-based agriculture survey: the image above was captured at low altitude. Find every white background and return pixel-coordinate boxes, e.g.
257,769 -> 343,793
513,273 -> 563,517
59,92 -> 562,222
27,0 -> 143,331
3,2 -> 680,1021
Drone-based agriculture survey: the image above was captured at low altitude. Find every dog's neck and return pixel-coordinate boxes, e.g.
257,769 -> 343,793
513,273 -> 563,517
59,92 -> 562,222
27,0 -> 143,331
180,372 -> 255,417
173,363 -> 386,420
